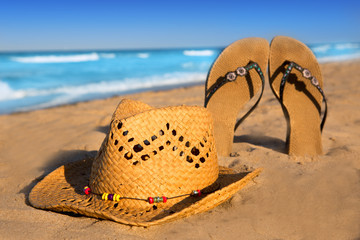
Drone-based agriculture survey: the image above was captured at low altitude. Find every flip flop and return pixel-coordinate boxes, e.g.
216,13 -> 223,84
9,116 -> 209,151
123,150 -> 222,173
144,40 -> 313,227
205,38 -> 269,156
269,36 -> 327,156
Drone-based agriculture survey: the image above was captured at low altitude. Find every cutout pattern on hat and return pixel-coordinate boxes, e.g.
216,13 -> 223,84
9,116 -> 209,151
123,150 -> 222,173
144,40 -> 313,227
89,105 -> 219,210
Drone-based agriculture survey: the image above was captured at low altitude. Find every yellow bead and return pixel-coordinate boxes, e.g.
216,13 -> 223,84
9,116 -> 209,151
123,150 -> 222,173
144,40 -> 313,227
114,194 -> 121,201
102,193 -> 108,200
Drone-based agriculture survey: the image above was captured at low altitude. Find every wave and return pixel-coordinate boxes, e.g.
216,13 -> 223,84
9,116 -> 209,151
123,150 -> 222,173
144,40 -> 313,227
137,53 -> 150,59
311,44 -> 331,53
0,72 -> 206,105
317,52 -> 360,63
335,43 -> 360,50
182,62 -> 194,68
18,72 -> 207,111
183,50 -> 214,56
0,81 -> 27,101
11,53 -> 100,63
100,53 -> 116,58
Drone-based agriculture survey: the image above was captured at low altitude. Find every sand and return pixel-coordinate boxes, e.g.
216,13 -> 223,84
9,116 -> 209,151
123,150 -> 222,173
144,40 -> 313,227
0,61 -> 359,239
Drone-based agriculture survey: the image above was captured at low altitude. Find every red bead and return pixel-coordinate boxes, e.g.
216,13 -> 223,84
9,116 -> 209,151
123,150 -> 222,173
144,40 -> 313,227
83,186 -> 91,195
148,197 -> 154,204
162,196 -> 167,203
197,190 -> 201,196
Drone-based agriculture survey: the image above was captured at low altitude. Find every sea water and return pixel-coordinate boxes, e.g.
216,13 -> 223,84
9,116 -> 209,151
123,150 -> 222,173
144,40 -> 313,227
0,42 -> 359,114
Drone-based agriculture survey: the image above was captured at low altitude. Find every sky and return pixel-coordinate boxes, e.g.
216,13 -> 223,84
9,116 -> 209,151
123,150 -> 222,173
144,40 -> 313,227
0,0 -> 359,51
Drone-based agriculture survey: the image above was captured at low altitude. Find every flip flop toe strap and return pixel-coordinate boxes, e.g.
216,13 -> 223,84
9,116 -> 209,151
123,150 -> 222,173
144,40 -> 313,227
279,61 -> 328,131
205,61 -> 265,131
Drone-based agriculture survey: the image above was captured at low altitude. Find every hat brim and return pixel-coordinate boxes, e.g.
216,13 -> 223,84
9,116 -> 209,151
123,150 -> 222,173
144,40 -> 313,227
29,158 -> 262,227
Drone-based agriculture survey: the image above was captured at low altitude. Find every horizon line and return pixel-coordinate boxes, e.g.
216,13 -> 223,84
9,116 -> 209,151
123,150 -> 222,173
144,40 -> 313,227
1,40 -> 359,53
0,45 -> 226,54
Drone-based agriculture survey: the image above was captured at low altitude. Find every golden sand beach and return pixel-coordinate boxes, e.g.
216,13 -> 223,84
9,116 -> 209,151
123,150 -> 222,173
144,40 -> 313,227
0,61 -> 359,239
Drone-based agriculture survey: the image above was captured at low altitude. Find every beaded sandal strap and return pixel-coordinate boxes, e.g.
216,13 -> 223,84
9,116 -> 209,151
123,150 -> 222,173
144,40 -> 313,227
279,61 -> 328,131
205,61 -> 265,131
84,186 -> 204,204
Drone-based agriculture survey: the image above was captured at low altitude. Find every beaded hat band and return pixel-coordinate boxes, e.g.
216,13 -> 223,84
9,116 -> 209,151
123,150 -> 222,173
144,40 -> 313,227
29,99 -> 262,227
84,186 -> 204,204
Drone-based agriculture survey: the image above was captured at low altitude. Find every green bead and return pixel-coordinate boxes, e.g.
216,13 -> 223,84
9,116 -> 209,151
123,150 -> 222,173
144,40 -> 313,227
154,196 -> 162,203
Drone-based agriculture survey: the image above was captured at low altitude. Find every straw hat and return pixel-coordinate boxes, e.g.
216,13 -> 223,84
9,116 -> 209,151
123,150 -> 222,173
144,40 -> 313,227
29,99 -> 262,227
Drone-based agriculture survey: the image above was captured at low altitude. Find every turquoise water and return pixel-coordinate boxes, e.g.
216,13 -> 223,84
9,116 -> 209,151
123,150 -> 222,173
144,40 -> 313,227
0,42 -> 359,114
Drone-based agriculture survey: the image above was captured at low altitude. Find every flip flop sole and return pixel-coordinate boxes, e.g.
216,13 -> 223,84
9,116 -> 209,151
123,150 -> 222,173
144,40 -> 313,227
205,38 -> 269,156
269,36 -> 324,156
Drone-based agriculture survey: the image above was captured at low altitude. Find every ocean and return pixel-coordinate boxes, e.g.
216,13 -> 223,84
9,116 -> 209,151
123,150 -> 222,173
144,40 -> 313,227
1,42 -> 359,114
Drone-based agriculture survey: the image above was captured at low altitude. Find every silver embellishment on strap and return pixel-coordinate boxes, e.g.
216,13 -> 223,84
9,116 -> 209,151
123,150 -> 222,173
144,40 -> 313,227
226,72 -> 237,81
302,69 -> 312,78
236,67 -> 247,77
311,76 -> 319,86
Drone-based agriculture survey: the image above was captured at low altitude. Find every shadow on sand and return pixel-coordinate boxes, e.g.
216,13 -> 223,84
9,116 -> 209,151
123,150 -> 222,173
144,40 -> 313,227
234,134 -> 286,154
20,149 -> 97,207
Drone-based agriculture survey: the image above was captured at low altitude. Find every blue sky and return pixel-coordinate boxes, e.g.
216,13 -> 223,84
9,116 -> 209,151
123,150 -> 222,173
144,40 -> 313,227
0,0 -> 359,51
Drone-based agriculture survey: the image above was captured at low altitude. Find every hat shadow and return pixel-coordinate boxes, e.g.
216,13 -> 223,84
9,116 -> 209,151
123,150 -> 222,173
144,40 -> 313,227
95,125 -> 110,134
149,170 -> 250,222
234,134 -> 286,154
20,149 -> 97,207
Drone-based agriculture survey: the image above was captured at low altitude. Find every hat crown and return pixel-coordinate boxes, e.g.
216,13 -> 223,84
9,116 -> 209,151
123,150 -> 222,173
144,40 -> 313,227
89,100 -> 218,209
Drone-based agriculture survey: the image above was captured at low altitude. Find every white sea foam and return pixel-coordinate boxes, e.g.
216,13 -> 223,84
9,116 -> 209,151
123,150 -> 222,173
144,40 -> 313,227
182,62 -> 194,68
317,52 -> 360,63
18,72 -> 206,111
2,72 -> 207,109
335,43 -> 360,50
0,81 -> 26,101
311,44 -> 331,53
137,53 -> 150,59
11,53 -> 100,63
183,50 -> 214,56
182,62 -> 212,70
